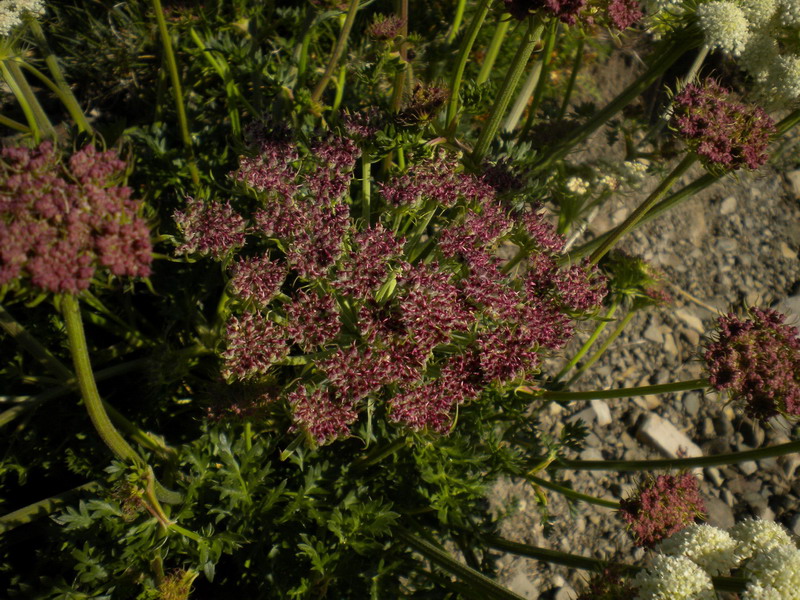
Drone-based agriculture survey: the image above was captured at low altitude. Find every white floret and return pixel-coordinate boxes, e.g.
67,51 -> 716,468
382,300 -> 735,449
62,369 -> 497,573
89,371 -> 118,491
730,519 -> 793,563
744,544 -> 800,599
737,0 -> 779,26
741,582 -> 785,600
778,0 -> 800,27
0,0 -> 44,37
767,54 -> 800,101
657,523 -> 739,575
565,177 -> 589,195
741,33 -> 780,83
632,555 -> 716,600
697,1 -> 752,56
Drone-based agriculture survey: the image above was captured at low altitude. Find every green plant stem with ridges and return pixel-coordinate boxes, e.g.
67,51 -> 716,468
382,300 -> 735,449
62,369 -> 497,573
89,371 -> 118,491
553,300 -> 618,382
519,20 -> 558,136
472,17 -> 543,163
557,36 -> 583,120
1,60 -> 41,141
483,536 -> 747,593
446,0 -> 493,128
0,481 -> 101,535
553,439 -> 800,472
397,528 -> 527,600
565,310 -> 636,386
503,42 -> 544,132
6,60 -> 53,137
534,35 -> 699,173
446,0 -> 467,44
151,0 -> 200,188
522,377 -> 708,402
526,474 -> 620,508
311,0 -> 360,104
477,15 -> 510,85
362,154 -> 371,225
332,65 -> 346,112
26,18 -> 92,133
589,153 -> 697,264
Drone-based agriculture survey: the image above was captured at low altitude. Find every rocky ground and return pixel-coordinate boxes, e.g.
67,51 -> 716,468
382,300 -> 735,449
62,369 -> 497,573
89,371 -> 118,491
491,151 -> 800,598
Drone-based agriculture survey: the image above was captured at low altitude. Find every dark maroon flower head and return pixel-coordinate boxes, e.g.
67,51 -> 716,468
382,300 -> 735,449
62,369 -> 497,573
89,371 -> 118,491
342,107 -> 385,142
704,307 -> 800,421
221,312 -> 289,380
335,224 -> 406,299
554,259 -> 608,312
0,142 -> 152,294
284,289 -> 340,352
233,123 -> 299,198
481,159 -> 525,194
619,473 -> 705,547
396,83 -> 449,126
367,14 -> 405,40
504,0 -> 587,24
229,254 -> 287,306
671,80 -> 775,171
288,385 -> 358,446
606,0 -> 643,30
174,197 -> 246,259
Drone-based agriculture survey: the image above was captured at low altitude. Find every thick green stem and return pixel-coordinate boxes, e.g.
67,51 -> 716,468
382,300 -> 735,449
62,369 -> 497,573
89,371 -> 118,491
557,36 -> 583,120
472,17 -> 543,163
565,310 -> 635,386
397,528 -> 527,600
26,18 -> 92,133
151,0 -> 200,187
446,0 -> 493,128
446,0 -> 467,44
503,47 -> 544,132
526,474 -> 620,509
6,60 -> 53,137
589,153 -> 697,264
528,377 -> 709,402
482,535 -> 747,592
535,35 -> 698,171
1,60 -> 41,141
476,15 -> 510,86
554,300 -> 618,382
0,481 -> 100,535
361,154 -> 372,225
311,0 -> 360,104
519,20 -> 557,136
62,294 -> 142,465
554,439 -> 800,472
0,112 -> 29,132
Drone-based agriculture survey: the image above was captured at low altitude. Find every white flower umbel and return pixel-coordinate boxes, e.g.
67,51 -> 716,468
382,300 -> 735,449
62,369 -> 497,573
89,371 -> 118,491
565,177 -> 589,195
744,544 -> 800,599
741,33 -> 780,83
658,523 -> 739,575
730,519 -> 793,563
766,54 -> 800,100
741,582 -> 785,600
778,0 -> 800,27
739,0 -> 780,26
632,555 -> 716,600
697,1 -> 752,56
0,0 -> 44,37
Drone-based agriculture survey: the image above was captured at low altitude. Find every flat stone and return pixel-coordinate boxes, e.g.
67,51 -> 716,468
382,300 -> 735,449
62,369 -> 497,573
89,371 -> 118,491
506,569 -> 539,599
704,496 -> 735,530
786,169 -> 800,197
643,322 -> 663,344
568,408 -> 596,427
581,448 -> 604,461
739,461 -> 758,476
683,392 -> 701,417
779,241 -> 797,260
674,308 -> 705,333
554,586 -> 576,600
781,455 -> 800,480
663,333 -> 678,356
774,294 -> 800,319
720,196 -> 737,215
589,399 -> 612,427
636,413 -> 703,459
791,514 -> 800,537
704,467 -> 724,487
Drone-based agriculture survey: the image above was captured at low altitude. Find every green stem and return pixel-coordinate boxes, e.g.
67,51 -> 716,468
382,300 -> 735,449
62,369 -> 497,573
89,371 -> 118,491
472,17 -> 543,163
361,154 -> 372,225
528,377 -> 709,402
476,15 -> 510,86
554,439 -> 800,472
446,0 -> 493,128
244,421 -> 252,452
61,294 -> 142,465
446,0 -> 467,44
481,535 -> 748,592
553,300 -> 619,382
589,153 -> 697,264
526,474 -> 620,509
519,20 -> 557,136
396,528 -> 527,600
6,60 -> 53,137
26,18 -> 92,133
310,0 -> 360,105
557,36 -> 583,120
0,112 -> 29,132
503,46 -> 544,132
332,64 -> 347,112
151,0 -> 200,187
534,35 -> 698,171
1,60 -> 41,141
0,481 -> 100,535
565,310 -> 635,386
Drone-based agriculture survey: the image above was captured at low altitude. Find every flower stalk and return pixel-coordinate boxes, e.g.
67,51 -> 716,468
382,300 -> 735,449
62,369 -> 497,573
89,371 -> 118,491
565,309 -> 636,386
553,300 -> 619,382
525,377 -> 709,402
472,16 -> 544,163
476,14 -> 511,85
311,0 -> 360,105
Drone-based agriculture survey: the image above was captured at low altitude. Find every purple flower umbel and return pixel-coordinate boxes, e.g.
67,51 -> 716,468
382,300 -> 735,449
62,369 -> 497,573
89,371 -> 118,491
672,80 -> 775,171
704,307 -> 800,421
504,0 -> 587,24
619,473 -> 705,547
0,142 -> 152,294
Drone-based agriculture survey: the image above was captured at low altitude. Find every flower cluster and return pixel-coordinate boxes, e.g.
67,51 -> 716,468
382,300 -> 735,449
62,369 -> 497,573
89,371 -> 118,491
671,80 -> 775,171
606,0 -> 644,30
504,0 -> 587,24
619,473 -> 705,547
633,519 -> 800,600
183,124 -> 606,444
0,0 -> 44,37
0,142 -> 152,294
704,307 -> 800,421
366,14 -> 405,40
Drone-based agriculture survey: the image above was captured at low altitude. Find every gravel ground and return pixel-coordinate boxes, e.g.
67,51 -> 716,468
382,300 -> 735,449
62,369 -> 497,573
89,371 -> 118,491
490,121 -> 800,599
